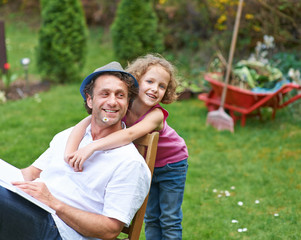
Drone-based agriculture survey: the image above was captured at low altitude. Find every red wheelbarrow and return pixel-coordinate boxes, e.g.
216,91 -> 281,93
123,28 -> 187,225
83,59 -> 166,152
198,73 -> 301,126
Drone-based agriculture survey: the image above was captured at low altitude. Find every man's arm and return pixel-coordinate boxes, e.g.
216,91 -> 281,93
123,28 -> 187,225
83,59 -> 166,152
12,181 -> 124,240
54,200 -> 124,240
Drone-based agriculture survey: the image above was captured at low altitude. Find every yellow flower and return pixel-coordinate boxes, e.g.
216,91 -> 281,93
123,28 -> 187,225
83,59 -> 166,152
252,25 -> 261,32
217,14 -> 227,24
215,24 -> 226,31
245,13 -> 254,20
159,0 -> 166,4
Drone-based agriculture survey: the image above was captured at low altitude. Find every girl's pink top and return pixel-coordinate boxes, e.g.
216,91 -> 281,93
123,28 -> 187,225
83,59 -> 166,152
125,104 -> 189,168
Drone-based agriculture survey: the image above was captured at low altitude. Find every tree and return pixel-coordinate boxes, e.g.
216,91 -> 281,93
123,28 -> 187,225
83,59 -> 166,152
111,0 -> 164,65
36,0 -> 87,83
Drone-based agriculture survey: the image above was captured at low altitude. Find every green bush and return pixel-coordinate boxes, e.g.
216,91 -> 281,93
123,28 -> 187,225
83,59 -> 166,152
111,0 -> 164,65
36,0 -> 87,83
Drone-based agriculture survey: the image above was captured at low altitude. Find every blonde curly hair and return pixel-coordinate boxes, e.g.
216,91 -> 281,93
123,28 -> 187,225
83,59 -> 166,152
126,53 -> 178,104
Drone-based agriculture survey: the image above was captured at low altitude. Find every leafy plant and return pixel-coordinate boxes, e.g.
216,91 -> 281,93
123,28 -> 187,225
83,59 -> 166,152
208,35 -> 291,91
271,52 -> 301,80
36,0 -> 87,83
0,62 -> 18,90
176,79 -> 203,94
111,0 -> 164,65
1,72 -> 18,89
233,60 -> 283,89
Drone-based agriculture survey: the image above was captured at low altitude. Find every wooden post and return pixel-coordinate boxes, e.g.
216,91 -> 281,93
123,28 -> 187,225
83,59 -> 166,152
0,21 -> 8,74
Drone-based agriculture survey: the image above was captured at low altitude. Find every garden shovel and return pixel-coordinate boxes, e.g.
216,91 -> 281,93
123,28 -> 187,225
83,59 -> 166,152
206,0 -> 244,133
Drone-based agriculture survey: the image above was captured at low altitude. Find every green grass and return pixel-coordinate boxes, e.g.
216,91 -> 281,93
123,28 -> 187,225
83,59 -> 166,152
1,88 -> 301,239
0,84 -> 87,167
1,15 -> 301,240
165,100 -> 301,240
4,20 -> 40,78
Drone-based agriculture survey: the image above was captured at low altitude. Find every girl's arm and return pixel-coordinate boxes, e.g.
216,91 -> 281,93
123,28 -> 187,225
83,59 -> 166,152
64,115 -> 91,162
67,108 -> 164,172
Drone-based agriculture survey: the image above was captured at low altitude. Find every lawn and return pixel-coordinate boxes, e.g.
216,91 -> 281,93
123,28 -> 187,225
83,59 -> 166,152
1,17 -> 301,240
1,85 -> 301,239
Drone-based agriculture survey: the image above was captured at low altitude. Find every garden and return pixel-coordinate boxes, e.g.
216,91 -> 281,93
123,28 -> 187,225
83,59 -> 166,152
0,1 -> 301,239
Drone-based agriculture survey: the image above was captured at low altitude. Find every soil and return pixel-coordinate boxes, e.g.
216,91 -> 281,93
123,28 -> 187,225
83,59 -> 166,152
1,80 -> 51,101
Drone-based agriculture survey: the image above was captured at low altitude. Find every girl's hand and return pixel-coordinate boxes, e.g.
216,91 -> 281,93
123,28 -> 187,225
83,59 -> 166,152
65,144 -> 95,172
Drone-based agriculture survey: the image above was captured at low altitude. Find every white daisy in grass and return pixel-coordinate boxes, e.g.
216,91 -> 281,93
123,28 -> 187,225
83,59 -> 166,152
213,188 -> 233,198
238,201 -> 243,206
231,219 -> 238,223
238,228 -> 248,232
255,200 -> 260,204
274,213 -> 279,217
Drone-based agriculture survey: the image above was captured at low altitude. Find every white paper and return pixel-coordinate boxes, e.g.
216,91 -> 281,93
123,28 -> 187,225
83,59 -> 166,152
0,159 -> 55,214
0,159 -> 24,182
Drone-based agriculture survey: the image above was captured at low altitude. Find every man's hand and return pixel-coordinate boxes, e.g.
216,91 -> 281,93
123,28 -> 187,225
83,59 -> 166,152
12,181 -> 56,208
12,181 -> 124,239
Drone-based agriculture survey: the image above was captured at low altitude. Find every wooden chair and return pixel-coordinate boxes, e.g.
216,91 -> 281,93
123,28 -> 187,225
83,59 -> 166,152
117,132 -> 159,240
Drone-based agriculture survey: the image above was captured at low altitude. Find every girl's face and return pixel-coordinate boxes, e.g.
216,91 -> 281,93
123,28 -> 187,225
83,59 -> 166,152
138,65 -> 170,107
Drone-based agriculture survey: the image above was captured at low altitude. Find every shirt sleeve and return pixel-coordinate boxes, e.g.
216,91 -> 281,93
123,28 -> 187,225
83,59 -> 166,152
32,147 -> 52,170
32,127 -> 73,170
102,159 -> 151,226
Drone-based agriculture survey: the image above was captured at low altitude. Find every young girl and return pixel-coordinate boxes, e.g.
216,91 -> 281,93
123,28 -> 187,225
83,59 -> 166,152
65,54 -> 188,240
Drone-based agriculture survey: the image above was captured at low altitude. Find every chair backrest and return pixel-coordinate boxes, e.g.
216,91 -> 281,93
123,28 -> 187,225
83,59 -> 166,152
119,132 -> 159,240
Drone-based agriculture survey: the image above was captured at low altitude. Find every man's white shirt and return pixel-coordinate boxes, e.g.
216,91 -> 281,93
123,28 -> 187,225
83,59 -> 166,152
33,125 -> 151,240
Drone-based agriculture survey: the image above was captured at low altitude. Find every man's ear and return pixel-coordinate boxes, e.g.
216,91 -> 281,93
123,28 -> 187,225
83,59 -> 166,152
87,94 -> 93,109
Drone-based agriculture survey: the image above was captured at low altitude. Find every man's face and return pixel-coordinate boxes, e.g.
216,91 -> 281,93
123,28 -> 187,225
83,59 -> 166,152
87,74 -> 129,127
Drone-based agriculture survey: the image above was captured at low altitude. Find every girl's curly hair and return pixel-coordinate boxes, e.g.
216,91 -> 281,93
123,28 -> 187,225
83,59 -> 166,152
126,53 -> 178,104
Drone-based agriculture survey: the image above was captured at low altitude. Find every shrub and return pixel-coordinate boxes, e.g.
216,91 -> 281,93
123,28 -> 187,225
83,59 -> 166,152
111,0 -> 164,65
36,0 -> 87,83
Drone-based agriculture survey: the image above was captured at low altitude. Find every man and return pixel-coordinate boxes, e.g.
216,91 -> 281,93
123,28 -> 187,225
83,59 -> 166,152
0,62 -> 151,240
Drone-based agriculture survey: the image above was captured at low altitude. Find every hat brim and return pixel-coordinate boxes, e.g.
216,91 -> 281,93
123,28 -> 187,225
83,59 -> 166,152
80,69 -> 138,100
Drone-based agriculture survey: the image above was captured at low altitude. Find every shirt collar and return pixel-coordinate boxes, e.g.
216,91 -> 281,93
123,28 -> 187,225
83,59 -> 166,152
84,121 -> 126,139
